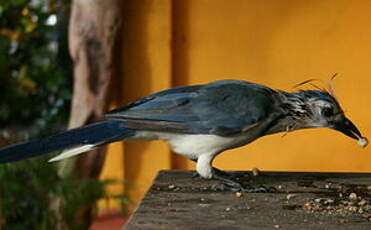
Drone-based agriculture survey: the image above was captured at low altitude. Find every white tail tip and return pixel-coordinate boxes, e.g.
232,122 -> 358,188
48,144 -> 96,162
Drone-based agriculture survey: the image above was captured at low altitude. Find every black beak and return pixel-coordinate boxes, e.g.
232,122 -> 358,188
333,117 -> 362,140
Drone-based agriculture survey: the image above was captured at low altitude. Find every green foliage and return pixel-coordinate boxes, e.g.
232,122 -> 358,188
0,156 -> 108,230
0,1 -> 125,229
0,0 -> 72,141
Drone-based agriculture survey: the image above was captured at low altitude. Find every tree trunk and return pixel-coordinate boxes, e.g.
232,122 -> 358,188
56,0 -> 123,229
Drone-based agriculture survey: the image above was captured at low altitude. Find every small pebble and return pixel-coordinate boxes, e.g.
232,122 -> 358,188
339,218 -> 349,224
347,206 -> 358,212
349,193 -> 357,201
358,199 -> 368,206
252,168 -> 260,176
225,207 -> 231,212
274,225 -> 280,229
235,192 -> 243,198
199,204 -> 210,208
286,194 -> 297,200
324,199 -> 334,205
168,184 -> 175,189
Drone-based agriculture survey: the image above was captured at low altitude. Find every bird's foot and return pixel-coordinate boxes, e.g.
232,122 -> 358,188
212,168 -> 275,193
192,167 -> 232,178
192,171 -> 200,178
225,183 -> 274,193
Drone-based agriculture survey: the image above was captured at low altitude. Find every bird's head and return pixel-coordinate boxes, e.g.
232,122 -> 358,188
299,90 -> 367,147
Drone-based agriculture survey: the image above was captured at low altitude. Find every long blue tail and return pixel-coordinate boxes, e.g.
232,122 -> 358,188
0,120 -> 135,163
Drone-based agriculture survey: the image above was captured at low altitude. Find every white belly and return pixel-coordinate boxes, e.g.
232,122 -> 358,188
130,131 -> 255,159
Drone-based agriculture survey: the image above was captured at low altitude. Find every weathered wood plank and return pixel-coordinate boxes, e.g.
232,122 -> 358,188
124,170 -> 371,230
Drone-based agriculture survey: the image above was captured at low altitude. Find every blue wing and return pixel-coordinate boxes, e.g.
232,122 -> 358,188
106,80 -> 278,136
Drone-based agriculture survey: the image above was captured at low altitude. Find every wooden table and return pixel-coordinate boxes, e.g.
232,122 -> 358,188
124,170 -> 371,230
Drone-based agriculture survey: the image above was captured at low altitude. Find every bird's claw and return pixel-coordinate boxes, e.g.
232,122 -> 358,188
211,168 -> 276,193
240,184 -> 276,193
192,171 -> 200,178
221,181 -> 274,193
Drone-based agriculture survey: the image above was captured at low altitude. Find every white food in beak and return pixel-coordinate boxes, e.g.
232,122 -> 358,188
358,137 -> 368,148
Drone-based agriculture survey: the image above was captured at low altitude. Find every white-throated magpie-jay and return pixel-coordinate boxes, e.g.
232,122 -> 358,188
0,80 -> 367,192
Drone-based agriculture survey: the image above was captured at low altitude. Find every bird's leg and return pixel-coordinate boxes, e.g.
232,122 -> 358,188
192,156 -> 236,178
190,158 -> 202,178
192,165 -> 233,179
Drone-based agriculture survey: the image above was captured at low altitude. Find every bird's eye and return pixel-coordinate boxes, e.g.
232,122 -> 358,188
322,107 -> 333,117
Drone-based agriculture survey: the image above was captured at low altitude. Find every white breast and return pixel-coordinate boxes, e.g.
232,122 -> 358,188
130,131 -> 255,159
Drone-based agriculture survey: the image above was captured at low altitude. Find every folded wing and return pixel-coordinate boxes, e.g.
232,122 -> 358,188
106,80 -> 278,136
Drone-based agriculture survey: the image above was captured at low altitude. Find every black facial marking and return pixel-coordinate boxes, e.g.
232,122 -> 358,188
322,107 -> 334,118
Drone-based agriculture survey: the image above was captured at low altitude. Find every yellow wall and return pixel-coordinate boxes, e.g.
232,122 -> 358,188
99,0 -> 371,212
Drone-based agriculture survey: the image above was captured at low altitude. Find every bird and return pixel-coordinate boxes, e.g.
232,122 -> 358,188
0,79 -> 367,192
